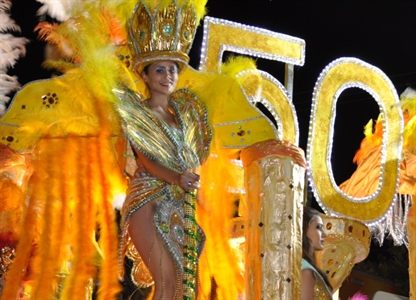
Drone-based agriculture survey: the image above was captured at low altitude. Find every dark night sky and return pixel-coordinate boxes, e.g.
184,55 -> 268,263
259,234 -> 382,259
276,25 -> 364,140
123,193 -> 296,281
9,0 -> 416,184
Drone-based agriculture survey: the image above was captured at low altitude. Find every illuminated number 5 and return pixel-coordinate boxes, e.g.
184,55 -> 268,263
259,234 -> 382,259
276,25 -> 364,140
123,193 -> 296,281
199,16 -> 306,145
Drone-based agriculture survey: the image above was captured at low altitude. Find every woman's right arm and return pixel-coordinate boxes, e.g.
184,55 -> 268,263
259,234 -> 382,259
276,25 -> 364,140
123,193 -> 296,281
301,269 -> 316,300
133,147 -> 199,191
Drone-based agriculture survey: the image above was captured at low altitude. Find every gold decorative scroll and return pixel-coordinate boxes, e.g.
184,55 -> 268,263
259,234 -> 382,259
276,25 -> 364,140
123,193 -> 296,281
307,57 -> 403,223
241,139 -> 306,300
316,216 -> 371,291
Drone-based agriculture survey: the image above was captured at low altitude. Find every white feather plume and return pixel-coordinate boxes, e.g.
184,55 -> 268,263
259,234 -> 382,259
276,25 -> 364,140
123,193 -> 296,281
401,86 -> 416,99
0,73 -> 20,92
0,11 -> 21,33
0,0 -> 28,70
0,0 -> 12,11
36,0 -> 81,21
0,72 -> 20,115
0,33 -> 28,69
0,0 -> 28,116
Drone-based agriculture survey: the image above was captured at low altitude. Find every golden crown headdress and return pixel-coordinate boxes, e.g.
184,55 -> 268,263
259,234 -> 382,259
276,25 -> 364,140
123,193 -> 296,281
128,0 -> 207,73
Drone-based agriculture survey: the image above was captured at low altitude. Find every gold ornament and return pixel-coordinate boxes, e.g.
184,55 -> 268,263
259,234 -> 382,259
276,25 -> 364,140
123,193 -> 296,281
128,0 -> 207,73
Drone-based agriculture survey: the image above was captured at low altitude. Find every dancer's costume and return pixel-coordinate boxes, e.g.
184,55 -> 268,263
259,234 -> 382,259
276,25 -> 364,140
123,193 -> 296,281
112,1 -> 212,298
115,87 -> 211,289
301,259 -> 332,300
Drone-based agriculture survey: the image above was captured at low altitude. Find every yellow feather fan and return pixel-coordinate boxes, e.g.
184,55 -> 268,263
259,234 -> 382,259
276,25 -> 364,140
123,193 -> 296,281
2,1 -> 130,299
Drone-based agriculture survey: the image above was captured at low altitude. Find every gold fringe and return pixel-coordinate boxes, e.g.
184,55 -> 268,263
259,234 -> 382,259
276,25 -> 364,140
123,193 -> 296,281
1,154 -> 45,299
31,138 -> 62,299
60,137 -> 97,300
0,180 -> 25,240
95,134 -> 123,299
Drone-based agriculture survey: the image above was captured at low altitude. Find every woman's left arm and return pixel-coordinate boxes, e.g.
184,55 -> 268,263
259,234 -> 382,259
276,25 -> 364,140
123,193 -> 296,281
301,269 -> 316,300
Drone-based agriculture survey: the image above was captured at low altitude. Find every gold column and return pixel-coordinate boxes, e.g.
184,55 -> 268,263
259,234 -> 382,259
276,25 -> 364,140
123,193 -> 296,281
240,139 -> 306,299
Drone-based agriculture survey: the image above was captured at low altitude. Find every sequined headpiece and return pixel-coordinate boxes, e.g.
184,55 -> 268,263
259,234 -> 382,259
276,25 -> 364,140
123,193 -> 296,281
128,0 -> 207,73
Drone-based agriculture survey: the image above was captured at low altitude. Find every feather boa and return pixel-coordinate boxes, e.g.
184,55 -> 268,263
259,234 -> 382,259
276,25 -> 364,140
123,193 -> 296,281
0,0 -> 28,115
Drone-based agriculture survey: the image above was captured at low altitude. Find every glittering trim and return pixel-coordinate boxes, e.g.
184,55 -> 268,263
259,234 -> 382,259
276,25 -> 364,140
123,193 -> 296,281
153,189 -> 184,271
235,69 -> 281,140
170,88 -> 212,164
0,122 -> 19,127
330,82 -> 387,203
121,181 -> 167,227
214,116 -> 263,127
241,69 -> 300,144
118,177 -> 167,282
133,54 -> 189,73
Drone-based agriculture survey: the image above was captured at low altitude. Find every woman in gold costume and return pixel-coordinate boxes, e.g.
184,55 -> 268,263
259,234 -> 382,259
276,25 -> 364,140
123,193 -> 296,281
114,1 -> 211,299
301,206 -> 333,300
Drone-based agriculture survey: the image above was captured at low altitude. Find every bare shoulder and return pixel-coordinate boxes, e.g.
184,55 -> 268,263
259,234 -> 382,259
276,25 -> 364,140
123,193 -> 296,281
302,268 -> 316,281
302,269 -> 317,300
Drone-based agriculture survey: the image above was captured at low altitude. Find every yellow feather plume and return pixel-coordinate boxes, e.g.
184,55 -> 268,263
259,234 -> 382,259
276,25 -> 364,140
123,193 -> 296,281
221,55 -> 258,78
405,116 -> 416,151
353,114 -> 383,165
400,87 -> 416,151
3,1 -> 128,298
193,56 -> 260,298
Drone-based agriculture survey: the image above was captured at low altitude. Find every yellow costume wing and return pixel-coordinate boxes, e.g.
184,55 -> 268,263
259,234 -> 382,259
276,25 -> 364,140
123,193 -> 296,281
0,73 -> 127,299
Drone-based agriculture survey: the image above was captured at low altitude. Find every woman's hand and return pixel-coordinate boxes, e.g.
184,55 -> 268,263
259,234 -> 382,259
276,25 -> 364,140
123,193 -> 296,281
178,171 -> 200,191
132,147 -> 201,192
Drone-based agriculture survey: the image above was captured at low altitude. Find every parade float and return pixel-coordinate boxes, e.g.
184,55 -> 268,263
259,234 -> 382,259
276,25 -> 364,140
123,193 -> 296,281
0,1 -> 413,299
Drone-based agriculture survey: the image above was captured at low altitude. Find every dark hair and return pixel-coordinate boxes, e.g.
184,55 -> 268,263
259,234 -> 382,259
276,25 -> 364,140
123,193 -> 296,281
142,61 -> 180,75
302,206 -> 321,259
302,206 -> 332,290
